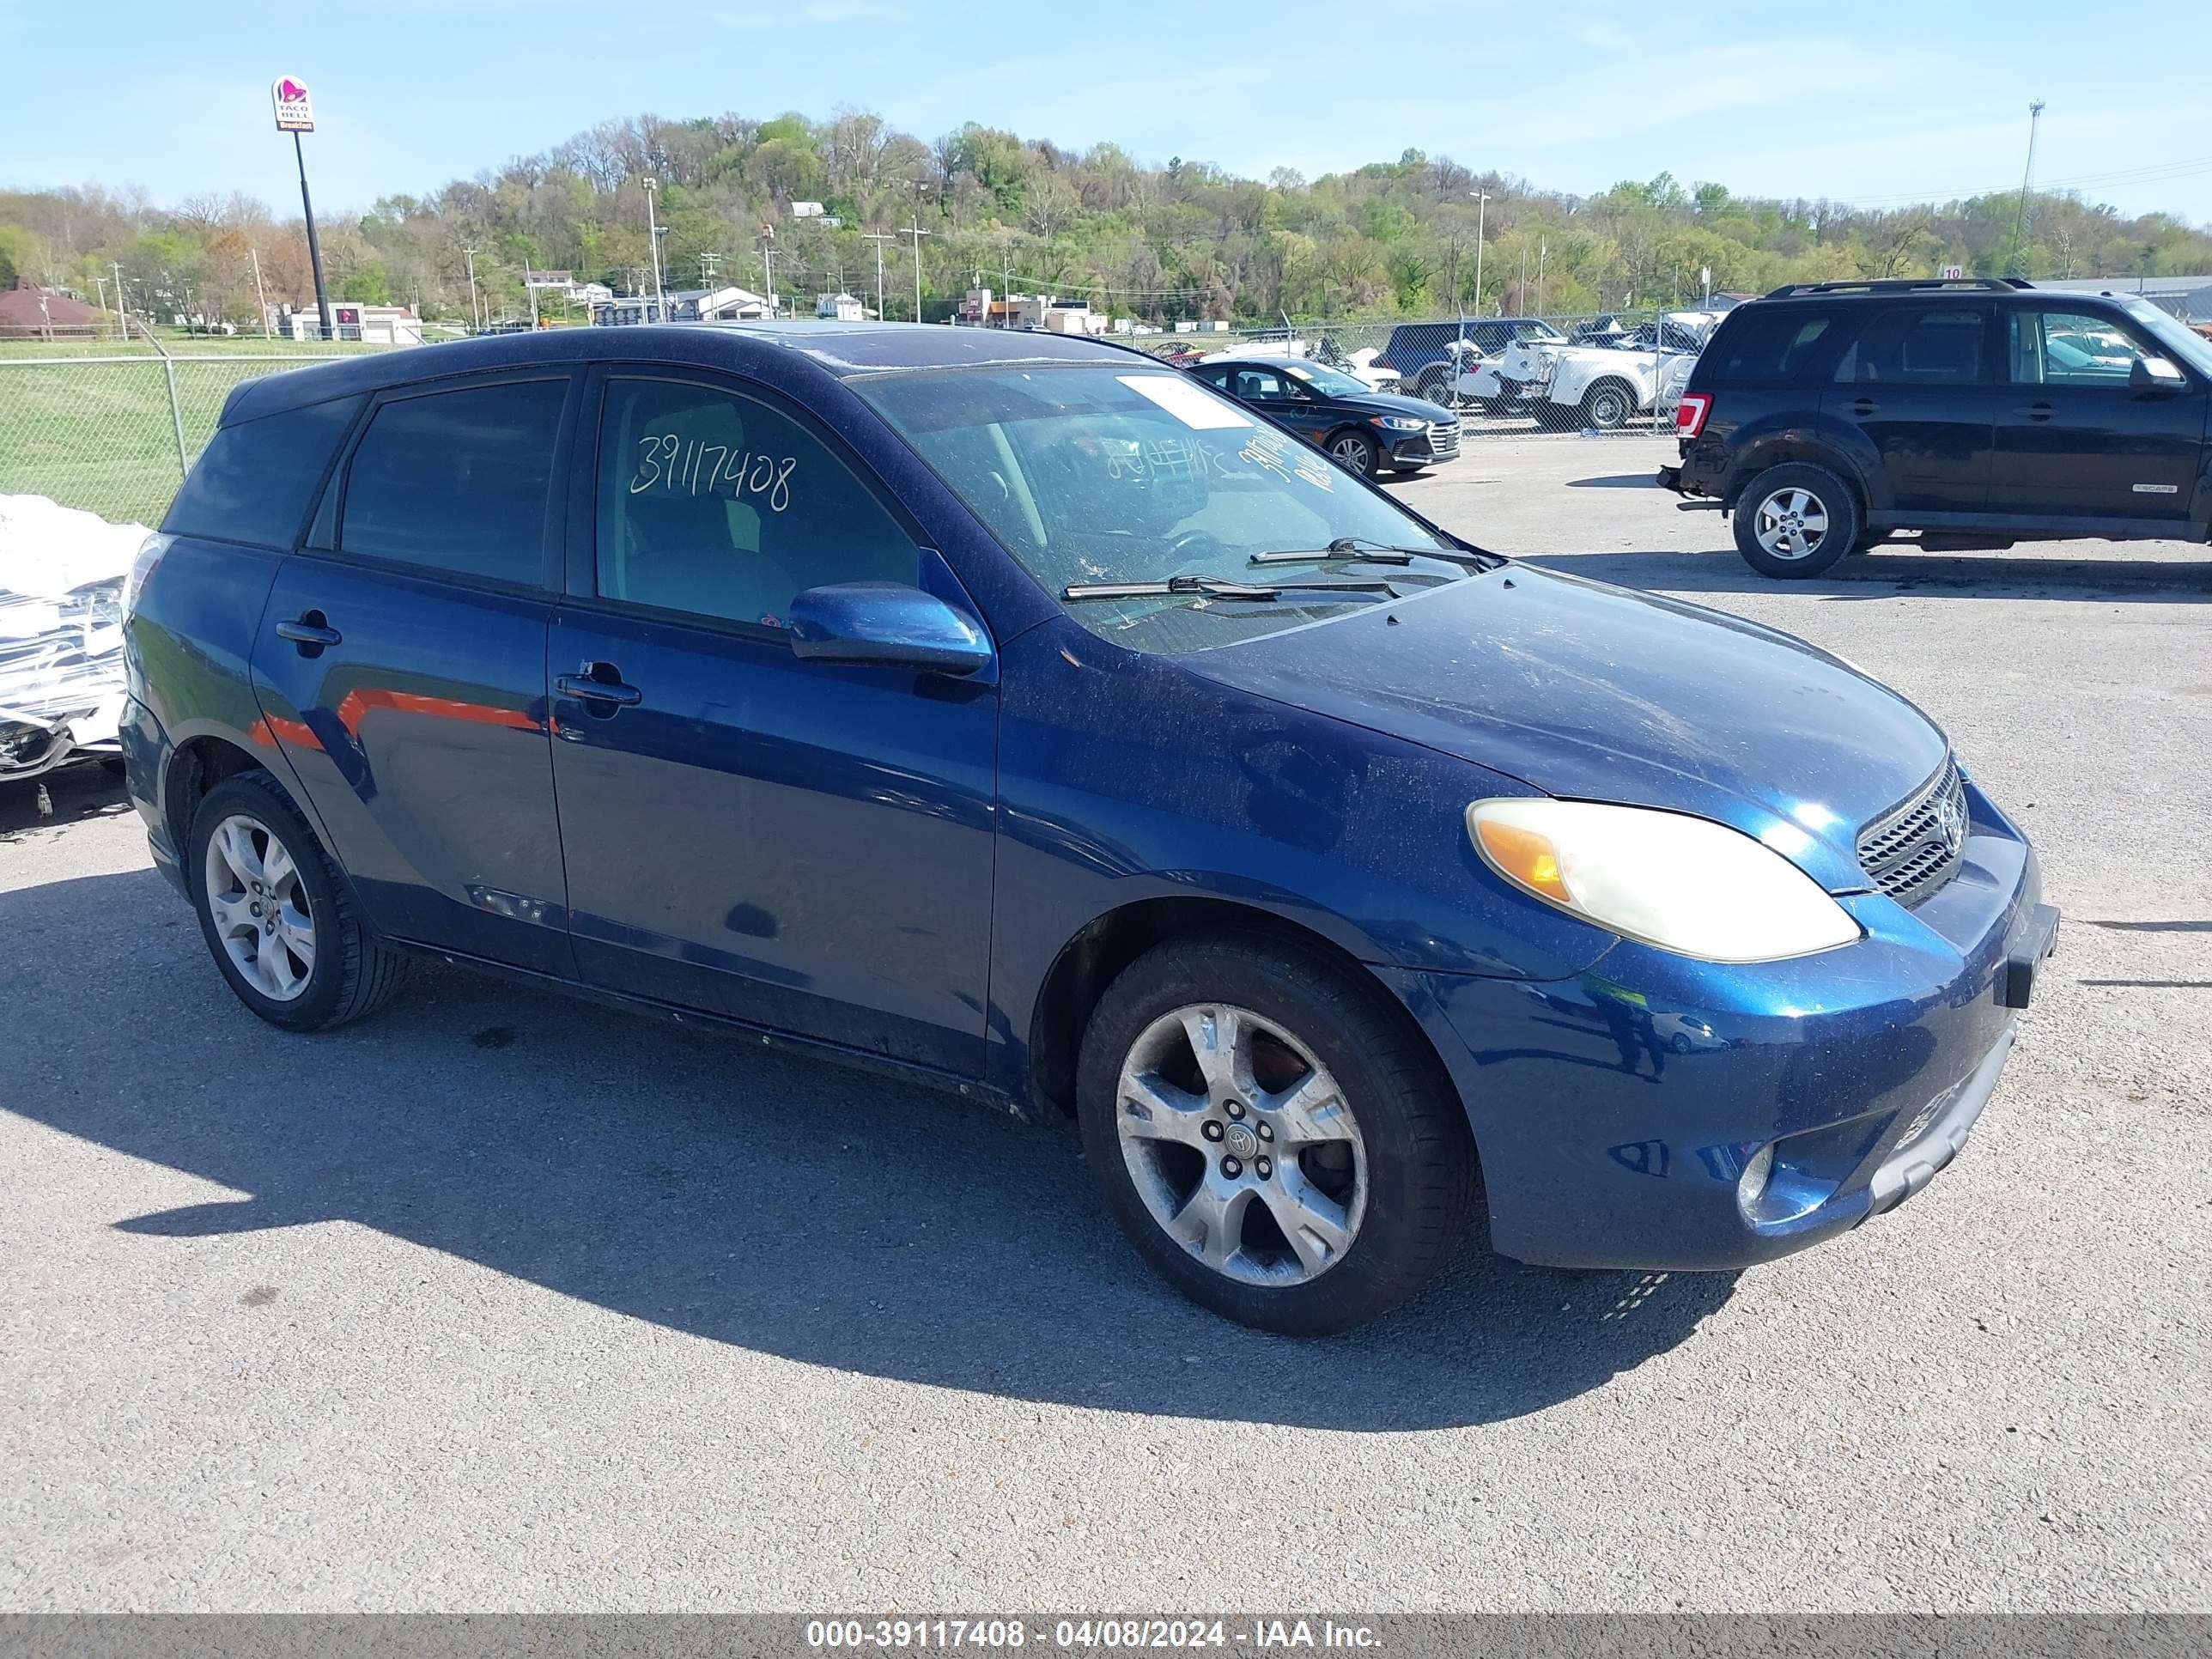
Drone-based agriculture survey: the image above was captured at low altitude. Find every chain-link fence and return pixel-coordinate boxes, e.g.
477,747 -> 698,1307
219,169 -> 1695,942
1109,309 -> 1722,437
0,307 -> 1720,530
0,351 -> 343,526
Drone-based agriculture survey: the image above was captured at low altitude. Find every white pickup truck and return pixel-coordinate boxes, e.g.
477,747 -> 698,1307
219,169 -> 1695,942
1461,311 -> 1725,430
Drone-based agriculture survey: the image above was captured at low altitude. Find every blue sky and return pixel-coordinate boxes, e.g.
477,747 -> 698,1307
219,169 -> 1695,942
4,0 -> 2210,228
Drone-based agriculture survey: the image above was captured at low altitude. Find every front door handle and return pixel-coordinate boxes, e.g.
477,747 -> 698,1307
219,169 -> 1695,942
1847,397 -> 1878,417
556,665 -> 642,708
275,612 -> 341,652
2015,402 -> 2057,422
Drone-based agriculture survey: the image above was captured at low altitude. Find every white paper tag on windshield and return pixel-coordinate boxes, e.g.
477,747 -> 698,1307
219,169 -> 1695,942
1118,374 -> 1252,429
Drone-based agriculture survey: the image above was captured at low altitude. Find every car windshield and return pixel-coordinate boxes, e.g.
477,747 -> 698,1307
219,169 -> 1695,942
1280,362 -> 1373,398
2121,299 -> 2212,379
855,363 -> 1471,653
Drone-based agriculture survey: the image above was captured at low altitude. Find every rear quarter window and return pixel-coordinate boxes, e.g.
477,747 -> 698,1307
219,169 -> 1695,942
1700,309 -> 1847,386
159,394 -> 365,550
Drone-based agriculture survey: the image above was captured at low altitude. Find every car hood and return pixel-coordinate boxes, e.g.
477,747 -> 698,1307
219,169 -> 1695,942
1347,389 -> 1461,422
1181,564 -> 1948,892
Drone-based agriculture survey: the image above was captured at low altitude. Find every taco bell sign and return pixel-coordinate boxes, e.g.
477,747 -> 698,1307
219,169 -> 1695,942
272,77 -> 315,133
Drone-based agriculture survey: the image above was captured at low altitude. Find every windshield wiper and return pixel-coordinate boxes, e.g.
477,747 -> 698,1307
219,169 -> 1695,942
1249,536 -> 1505,571
1062,573 -> 1397,603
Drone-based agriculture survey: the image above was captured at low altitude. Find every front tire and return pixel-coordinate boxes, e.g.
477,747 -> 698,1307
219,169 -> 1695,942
187,770 -> 409,1031
1733,462 -> 1862,579
1077,933 -> 1477,1335
1326,428 -> 1380,477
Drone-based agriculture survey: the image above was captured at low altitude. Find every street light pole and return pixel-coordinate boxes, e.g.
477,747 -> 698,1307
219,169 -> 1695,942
1472,191 -> 1492,319
249,246 -> 270,337
111,262 -> 127,341
463,246 -> 481,332
904,214 -> 930,322
644,179 -> 665,319
863,233 -> 895,321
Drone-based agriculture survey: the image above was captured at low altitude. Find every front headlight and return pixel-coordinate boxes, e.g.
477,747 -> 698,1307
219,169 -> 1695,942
1467,798 -> 1862,963
1374,416 -> 1430,432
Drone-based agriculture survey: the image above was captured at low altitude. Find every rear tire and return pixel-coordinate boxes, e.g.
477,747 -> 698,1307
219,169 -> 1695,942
1581,379 -> 1638,431
1077,932 -> 1478,1335
1733,462 -> 1862,579
186,770 -> 409,1031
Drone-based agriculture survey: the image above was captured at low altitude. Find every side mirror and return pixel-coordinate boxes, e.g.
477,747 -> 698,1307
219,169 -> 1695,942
787,582 -> 992,678
2131,355 -> 2188,396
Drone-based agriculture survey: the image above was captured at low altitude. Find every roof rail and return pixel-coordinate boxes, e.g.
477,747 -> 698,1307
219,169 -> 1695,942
1764,276 -> 2032,299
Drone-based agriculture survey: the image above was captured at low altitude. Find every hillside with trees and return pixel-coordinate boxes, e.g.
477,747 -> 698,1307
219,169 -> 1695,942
6,106 -> 2210,328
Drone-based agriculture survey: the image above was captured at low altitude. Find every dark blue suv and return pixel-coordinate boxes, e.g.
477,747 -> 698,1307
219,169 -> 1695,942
119,323 -> 2057,1333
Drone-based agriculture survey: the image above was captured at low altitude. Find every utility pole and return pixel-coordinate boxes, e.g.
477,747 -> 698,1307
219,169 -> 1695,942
1472,191 -> 1492,318
249,246 -> 270,337
863,232 -> 896,321
111,262 -> 127,340
904,212 -> 930,322
757,227 -> 775,315
643,178 -> 665,319
463,246 -> 482,332
2009,100 -> 2045,276
1536,238 -> 1547,319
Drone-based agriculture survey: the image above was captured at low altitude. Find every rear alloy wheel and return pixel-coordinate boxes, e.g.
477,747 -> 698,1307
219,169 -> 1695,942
1733,462 -> 1862,579
1327,428 -> 1380,477
1078,933 -> 1477,1335
187,770 -> 409,1031
1581,380 -> 1637,431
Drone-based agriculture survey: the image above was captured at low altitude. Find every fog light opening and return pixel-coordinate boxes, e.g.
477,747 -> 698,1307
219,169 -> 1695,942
1736,1143 -> 1776,1218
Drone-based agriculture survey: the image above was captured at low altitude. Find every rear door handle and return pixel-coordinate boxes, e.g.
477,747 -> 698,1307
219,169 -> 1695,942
556,671 -> 642,708
275,613 -> 341,651
1847,398 -> 1878,416
2015,403 -> 2056,422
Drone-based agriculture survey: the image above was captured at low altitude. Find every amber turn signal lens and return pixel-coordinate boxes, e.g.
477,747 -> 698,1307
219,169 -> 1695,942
1474,817 -> 1569,901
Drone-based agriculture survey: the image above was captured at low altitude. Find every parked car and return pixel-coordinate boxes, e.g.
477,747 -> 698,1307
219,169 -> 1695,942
0,494 -> 139,785
1466,311 -> 1722,429
1660,276 -> 2212,577
1188,356 -> 1461,476
1372,318 -> 1567,404
122,322 -> 2057,1334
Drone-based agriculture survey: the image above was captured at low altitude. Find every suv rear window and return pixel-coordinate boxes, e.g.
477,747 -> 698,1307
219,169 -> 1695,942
1701,308 -> 1844,384
160,395 -> 364,550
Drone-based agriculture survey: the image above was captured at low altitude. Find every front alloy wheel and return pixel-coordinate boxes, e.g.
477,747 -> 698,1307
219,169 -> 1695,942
1076,933 -> 1478,1334
1328,430 -> 1379,476
1116,1004 -> 1368,1286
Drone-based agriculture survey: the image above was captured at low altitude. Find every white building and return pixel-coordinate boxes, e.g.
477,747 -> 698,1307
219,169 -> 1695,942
816,293 -> 868,320
592,285 -> 774,326
270,302 -> 423,345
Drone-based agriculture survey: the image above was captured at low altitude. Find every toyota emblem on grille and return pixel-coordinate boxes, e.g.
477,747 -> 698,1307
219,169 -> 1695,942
1936,791 -> 1966,857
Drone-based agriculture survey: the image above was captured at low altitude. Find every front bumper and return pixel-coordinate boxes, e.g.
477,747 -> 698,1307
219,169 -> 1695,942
1389,424 -> 1461,465
1382,788 -> 2056,1271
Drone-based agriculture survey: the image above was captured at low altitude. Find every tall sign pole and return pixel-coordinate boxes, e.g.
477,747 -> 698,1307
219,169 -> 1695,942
272,78 -> 331,341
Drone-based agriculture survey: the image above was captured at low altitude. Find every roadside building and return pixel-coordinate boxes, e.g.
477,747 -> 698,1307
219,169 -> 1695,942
816,293 -> 868,320
0,277 -> 104,340
592,285 -> 772,326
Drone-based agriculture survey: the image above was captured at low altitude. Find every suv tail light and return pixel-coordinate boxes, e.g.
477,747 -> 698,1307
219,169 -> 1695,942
122,532 -> 171,621
1674,392 -> 1712,439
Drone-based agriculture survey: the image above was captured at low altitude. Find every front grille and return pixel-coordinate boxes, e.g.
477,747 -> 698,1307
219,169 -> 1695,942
1856,758 -> 1969,908
1425,422 -> 1461,459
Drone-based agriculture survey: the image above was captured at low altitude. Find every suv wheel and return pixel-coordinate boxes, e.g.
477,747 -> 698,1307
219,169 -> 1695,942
187,770 -> 409,1031
1733,463 -> 1862,579
1076,933 -> 1478,1335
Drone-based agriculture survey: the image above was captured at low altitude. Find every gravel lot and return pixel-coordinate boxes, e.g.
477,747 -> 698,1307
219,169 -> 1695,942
2,435 -> 2206,1612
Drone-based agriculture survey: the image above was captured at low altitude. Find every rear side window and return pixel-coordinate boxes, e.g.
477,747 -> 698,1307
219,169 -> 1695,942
1701,309 -> 1843,385
339,379 -> 568,586
160,395 -> 364,549
1837,307 -> 1987,386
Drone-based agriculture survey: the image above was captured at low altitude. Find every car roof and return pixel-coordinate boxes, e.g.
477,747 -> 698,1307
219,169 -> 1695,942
220,321 -> 1147,425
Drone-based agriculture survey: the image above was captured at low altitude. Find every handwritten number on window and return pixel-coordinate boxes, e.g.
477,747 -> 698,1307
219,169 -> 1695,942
631,434 -> 798,513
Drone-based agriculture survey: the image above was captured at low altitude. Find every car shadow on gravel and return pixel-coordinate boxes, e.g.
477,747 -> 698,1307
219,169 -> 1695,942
2,866 -> 1737,1433
1522,546 -> 2212,602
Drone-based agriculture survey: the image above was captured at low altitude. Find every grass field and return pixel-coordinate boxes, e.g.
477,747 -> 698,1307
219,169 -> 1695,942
0,349 -> 356,525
